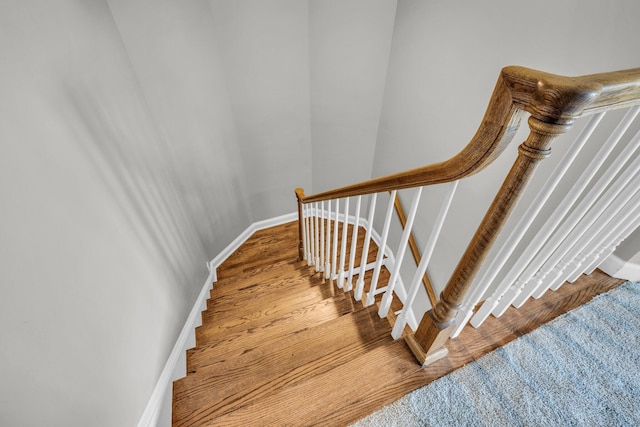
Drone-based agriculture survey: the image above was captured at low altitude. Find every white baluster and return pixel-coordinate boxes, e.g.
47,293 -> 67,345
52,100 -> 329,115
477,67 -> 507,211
471,107 -> 640,325
538,184 -> 640,296
379,188 -> 423,318
346,196 -> 362,292
301,203 -> 308,262
584,213 -> 640,276
325,200 -> 332,279
393,181 -> 458,339
568,204 -> 640,284
355,193 -> 378,301
583,241 -> 620,277
320,201 -> 325,273
506,113 -> 640,311
526,146 -> 640,302
332,198 -> 340,280
366,190 -> 397,307
314,202 -> 321,271
457,113 -> 603,328
337,197 -> 350,288
306,203 -> 313,266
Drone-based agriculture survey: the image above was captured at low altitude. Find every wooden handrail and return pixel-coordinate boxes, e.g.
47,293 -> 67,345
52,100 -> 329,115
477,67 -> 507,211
297,66 -> 640,204
296,65 -> 640,366
392,192 -> 438,308
406,66 -> 640,365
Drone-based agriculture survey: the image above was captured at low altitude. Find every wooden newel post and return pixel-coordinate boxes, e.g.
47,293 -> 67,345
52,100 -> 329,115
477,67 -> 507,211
295,188 -> 306,262
406,116 -> 573,365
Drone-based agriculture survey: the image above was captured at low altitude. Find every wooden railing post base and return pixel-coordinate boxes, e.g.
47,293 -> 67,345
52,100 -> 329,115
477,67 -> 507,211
405,309 -> 454,366
405,333 -> 449,366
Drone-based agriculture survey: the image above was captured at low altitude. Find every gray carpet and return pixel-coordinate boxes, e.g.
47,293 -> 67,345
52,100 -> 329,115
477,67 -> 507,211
352,281 -> 640,427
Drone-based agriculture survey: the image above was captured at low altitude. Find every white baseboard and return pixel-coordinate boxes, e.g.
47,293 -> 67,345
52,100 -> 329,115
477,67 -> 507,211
599,253 -> 640,282
136,212 -> 297,427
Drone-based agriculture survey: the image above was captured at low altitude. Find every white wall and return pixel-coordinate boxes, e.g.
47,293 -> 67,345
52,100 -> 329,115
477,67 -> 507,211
209,0 -> 313,219
0,1 -> 252,425
374,0 -> 640,312
308,0 -> 397,192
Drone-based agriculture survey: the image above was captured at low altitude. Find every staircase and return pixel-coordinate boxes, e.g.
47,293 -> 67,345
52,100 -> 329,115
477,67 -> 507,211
171,220 -> 624,426
171,220 -> 400,426
168,65 -> 640,426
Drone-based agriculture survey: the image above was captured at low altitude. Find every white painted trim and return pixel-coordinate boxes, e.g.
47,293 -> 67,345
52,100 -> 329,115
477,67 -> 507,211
599,252 -> 640,281
136,267 -> 215,427
137,212 -> 298,427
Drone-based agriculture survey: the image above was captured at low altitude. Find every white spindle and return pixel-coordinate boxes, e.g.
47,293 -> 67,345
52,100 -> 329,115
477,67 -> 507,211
332,198 -> 340,280
325,200 -> 332,279
314,202 -> 321,271
366,190 -> 397,307
565,203 -> 640,283
337,197 -> 350,288
355,193 -> 378,301
306,204 -> 313,266
393,181 -> 458,339
537,182 -> 640,296
346,196 -> 362,292
379,188 -> 423,318
506,113 -> 640,311
448,113 -> 602,330
320,201 -> 325,273
470,107 -> 640,327
301,203 -> 308,262
521,138 -> 640,304
585,212 -> 640,276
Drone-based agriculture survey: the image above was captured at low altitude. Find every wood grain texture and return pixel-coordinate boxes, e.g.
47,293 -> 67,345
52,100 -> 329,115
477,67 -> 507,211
174,306 -> 391,426
173,221 -> 623,426
298,66 -> 640,203
294,66 -> 640,363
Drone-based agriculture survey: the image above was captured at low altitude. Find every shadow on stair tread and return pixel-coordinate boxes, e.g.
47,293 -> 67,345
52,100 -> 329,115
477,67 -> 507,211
185,303 -> 391,374
173,306 -> 392,426
206,254 -> 386,325
195,290 -> 365,348
202,284 -> 344,328
198,285 -> 350,341
198,264 -> 394,348
212,257 -> 307,292
208,260 -> 326,302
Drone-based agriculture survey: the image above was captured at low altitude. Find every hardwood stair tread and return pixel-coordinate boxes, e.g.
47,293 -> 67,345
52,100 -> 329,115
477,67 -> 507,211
173,306 -> 391,426
211,257 -> 309,294
195,291 -> 363,348
185,303 -> 390,374
203,269 -> 337,324
216,222 -> 299,280
217,221 -> 378,283
204,277 -> 342,321
191,338 -> 427,427
197,285 -> 347,341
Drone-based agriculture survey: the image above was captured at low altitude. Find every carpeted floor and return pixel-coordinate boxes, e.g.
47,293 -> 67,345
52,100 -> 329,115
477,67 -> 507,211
352,281 -> 640,427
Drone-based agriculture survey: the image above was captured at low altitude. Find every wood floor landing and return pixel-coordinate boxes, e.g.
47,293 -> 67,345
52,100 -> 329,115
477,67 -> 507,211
172,221 -> 624,426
